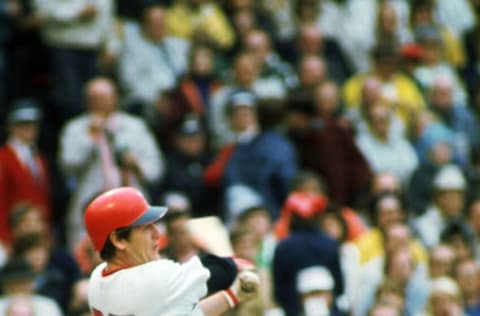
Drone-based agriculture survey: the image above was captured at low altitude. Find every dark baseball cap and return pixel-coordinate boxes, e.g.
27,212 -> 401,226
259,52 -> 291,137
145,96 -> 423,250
7,99 -> 42,125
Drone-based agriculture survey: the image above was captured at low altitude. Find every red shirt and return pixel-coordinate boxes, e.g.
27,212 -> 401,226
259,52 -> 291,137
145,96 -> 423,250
0,144 -> 51,243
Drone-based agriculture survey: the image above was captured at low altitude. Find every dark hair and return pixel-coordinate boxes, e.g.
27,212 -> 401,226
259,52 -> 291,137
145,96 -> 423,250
440,221 -> 475,255
320,205 -> 348,242
164,211 -> 191,230
229,225 -> 256,247
375,279 -> 405,301
256,98 -> 286,130
368,192 -> 405,226
289,212 -> 320,232
286,89 -> 316,115
99,227 -> 133,261
140,4 -> 165,24
12,232 -> 50,257
291,170 -> 326,193
9,203 -> 42,228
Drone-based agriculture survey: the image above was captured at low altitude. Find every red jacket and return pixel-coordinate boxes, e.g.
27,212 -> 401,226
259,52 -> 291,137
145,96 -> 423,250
0,144 -> 51,243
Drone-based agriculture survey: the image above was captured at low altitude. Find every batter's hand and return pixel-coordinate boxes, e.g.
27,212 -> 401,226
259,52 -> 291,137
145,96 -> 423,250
223,270 -> 260,308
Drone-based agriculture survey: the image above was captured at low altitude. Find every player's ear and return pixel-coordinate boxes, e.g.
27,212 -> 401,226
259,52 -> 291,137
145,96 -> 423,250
109,231 -> 128,251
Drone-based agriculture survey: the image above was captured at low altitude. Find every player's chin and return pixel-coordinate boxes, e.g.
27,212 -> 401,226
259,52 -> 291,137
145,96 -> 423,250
150,251 -> 160,261
151,245 -> 160,260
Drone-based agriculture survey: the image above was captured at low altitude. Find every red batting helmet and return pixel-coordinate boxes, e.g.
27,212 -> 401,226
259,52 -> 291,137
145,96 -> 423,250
84,187 -> 168,251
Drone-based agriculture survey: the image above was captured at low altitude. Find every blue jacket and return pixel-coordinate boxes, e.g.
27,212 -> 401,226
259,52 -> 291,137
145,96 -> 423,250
273,229 -> 344,316
432,105 -> 480,166
224,130 -> 297,219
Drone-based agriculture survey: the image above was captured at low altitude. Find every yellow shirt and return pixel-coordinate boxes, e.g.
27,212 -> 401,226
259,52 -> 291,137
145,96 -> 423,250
342,73 -> 426,129
165,3 -> 234,49
441,27 -> 466,68
353,228 -> 428,265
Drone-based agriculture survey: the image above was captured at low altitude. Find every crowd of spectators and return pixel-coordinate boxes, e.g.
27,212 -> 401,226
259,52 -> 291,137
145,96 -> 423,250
0,0 -> 480,315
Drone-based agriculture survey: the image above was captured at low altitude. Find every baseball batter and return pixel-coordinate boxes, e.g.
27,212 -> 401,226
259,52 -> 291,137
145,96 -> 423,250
84,187 -> 260,316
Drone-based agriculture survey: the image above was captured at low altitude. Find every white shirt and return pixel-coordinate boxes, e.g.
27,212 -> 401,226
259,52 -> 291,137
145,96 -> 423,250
355,131 -> 418,184
119,23 -> 190,104
413,205 -> 446,249
0,295 -> 63,316
88,256 -> 210,316
34,0 -> 115,49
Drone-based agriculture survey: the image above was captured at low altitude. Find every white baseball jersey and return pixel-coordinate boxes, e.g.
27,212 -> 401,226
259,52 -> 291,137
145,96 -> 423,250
88,256 -> 210,316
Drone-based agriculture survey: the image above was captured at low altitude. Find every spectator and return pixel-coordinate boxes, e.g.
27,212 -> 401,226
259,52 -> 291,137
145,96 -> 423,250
12,232 -> 82,312
118,5 -> 190,114
343,41 -> 426,130
154,45 -> 222,149
372,280 -> 406,316
227,226 -> 265,316
409,0 -> 466,69
7,0 -> 49,102
428,244 -> 456,279
345,76 -> 405,139
424,277 -> 465,316
34,0 -> 116,121
274,189 -> 329,240
467,197 -> 480,260
0,100 -> 51,245
349,194 -> 428,299
413,164 -> 467,248
440,221 -> 476,262
338,0 -> 410,73
427,76 -> 480,167
59,77 -> 164,249
354,246 -> 430,316
7,203 -> 53,260
157,115 -> 219,218
454,259 -> 480,315
296,265 -> 344,316
355,101 -> 418,185
414,26 -> 468,107
294,23 -> 352,85
293,55 -> 327,93
375,2 -> 411,47
161,208 -> 207,263
209,52 -> 261,148
273,191 -> 344,316
409,122 -> 455,215
0,257 -> 62,315
285,84 -> 372,207
242,28 -> 296,98
226,187 -> 280,314
165,0 -> 234,51
222,90 -> 297,218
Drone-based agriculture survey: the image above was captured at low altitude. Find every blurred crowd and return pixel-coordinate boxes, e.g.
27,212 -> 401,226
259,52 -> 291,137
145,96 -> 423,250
0,0 -> 480,315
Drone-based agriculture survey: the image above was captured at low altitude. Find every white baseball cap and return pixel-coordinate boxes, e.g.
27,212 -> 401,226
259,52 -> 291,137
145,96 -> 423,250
433,164 -> 466,191
296,266 -> 334,294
